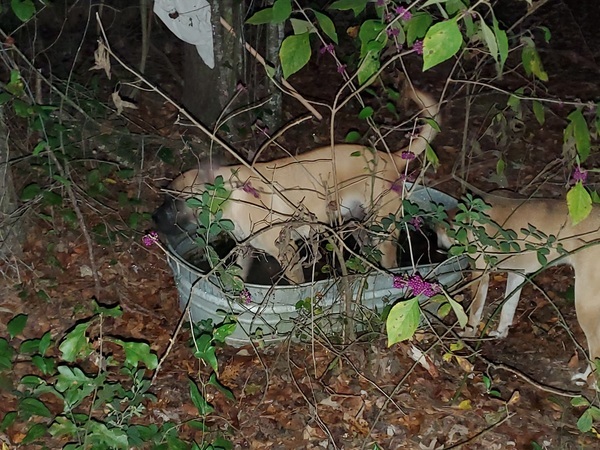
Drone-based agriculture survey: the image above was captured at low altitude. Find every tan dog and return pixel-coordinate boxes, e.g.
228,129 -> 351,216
154,88 -> 439,283
436,194 -> 600,381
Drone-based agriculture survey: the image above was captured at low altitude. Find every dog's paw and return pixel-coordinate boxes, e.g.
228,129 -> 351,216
459,326 -> 478,338
489,328 -> 509,339
571,365 -> 594,387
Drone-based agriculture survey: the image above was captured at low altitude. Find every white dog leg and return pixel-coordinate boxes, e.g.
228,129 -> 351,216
571,364 -> 593,386
490,271 -> 525,338
236,251 -> 253,281
462,272 -> 490,337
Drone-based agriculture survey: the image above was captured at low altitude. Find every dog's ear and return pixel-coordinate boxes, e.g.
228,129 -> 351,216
446,207 -> 458,223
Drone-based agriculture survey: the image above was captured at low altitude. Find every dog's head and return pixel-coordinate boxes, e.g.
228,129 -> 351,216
152,169 -> 207,241
152,195 -> 197,237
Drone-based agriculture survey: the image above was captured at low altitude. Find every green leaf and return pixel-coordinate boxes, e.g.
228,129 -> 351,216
186,420 -> 209,431
329,0 -> 369,16
59,322 -> 92,362
32,355 -> 55,374
11,0 -> 35,21
0,338 -> 14,370
48,416 -> 79,438
22,423 -> 47,444
532,100 -> 545,125
538,25 -> 551,43
33,140 -> 48,155
280,33 -> 311,79
314,11 -> 338,44
7,314 -> 27,339
53,174 -> 71,187
507,91 -> 521,110
213,322 -> 237,342
358,106 -> 374,119
437,302 -> 451,318
194,341 -> 219,373
479,18 -> 498,64
357,53 -> 380,85
447,296 -> 468,328
87,421 -> 129,449
114,340 -> 158,370
386,297 -> 420,346
20,375 -> 44,387
13,99 -> 31,117
209,372 -> 235,401
567,182 -> 592,225
92,300 -> 123,317
567,109 -> 591,162
55,365 -> 95,393
345,131 -> 362,143
496,157 -> 505,176
42,191 -> 63,206
358,19 -> 386,59
422,19 -> 462,71
290,18 -> 316,35
116,168 -> 135,179
577,409 -> 594,433
425,144 -> 439,169
521,42 -> 548,81
271,0 -> 291,23
493,18 -> 508,72
0,411 -> 17,432
246,7 -> 273,25
20,183 -> 41,201
406,12 -> 433,46
423,117 -> 441,132
19,397 -> 52,418
189,379 -> 215,416
0,92 -> 12,105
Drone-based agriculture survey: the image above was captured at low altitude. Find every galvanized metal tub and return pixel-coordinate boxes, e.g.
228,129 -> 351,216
165,184 -> 467,346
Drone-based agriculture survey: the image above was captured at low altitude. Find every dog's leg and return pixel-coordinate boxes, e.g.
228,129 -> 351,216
251,228 -> 305,284
462,271 -> 490,337
379,239 -> 398,269
572,263 -> 600,384
235,252 -> 253,281
490,271 -> 525,338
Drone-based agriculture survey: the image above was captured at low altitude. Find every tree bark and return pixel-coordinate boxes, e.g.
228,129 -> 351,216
0,106 -> 23,260
183,0 -> 245,128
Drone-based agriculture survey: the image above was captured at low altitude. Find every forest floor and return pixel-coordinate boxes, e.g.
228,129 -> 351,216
2,1 -> 600,449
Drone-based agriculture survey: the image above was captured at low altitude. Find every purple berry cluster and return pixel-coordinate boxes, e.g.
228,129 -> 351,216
239,289 -> 252,304
571,166 -> 588,184
393,273 -> 441,298
142,231 -> 159,247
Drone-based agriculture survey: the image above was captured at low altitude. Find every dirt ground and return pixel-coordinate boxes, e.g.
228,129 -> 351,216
2,1 -> 600,449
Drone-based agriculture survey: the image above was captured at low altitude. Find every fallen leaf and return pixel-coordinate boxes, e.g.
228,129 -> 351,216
568,351 -> 580,369
90,40 -> 111,79
112,92 -> 138,115
79,265 -> 93,278
457,399 -> 472,410
454,355 -> 474,373
507,390 -> 520,405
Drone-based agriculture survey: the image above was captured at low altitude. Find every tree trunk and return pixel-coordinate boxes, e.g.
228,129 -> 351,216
183,0 -> 245,128
0,106 -> 23,260
182,0 -> 284,152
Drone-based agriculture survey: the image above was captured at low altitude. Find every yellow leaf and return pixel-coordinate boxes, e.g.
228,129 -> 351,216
457,399 -> 472,410
454,355 -> 474,373
508,390 -> 521,405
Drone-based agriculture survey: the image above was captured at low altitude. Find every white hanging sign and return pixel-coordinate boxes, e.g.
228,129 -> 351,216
153,0 -> 215,69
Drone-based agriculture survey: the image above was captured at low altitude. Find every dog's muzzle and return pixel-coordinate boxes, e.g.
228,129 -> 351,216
152,196 -> 197,240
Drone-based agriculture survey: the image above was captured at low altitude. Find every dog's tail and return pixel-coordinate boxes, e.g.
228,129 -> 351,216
396,88 -> 440,159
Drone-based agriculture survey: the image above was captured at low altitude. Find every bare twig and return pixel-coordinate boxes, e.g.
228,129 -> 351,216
219,17 -> 323,121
